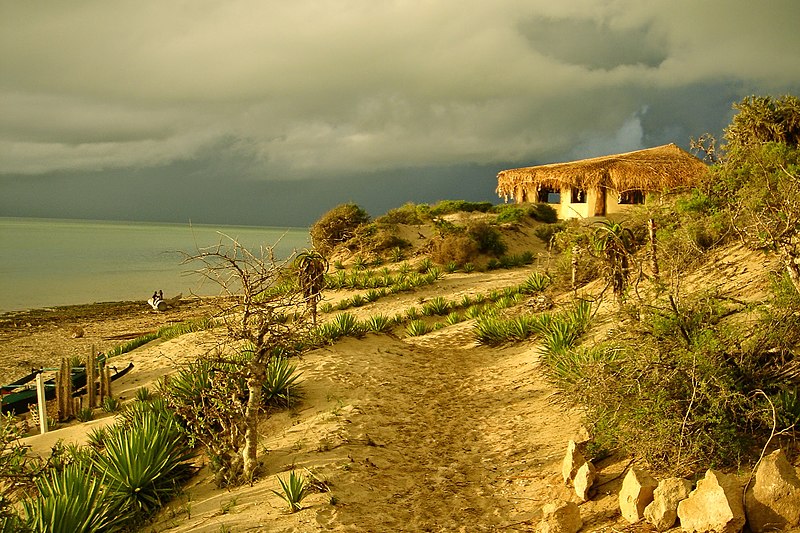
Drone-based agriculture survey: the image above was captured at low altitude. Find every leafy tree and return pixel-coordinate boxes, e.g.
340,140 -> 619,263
714,95 -> 800,293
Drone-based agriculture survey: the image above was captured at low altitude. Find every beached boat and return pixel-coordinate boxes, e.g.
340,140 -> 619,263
1,363 -> 134,416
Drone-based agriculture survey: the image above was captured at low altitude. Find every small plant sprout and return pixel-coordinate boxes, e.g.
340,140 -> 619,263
272,471 -> 308,513
102,396 -> 120,413
135,387 -> 152,402
76,407 -> 94,422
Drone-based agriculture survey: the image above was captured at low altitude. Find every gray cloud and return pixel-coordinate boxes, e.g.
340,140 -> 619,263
1,0 -> 799,220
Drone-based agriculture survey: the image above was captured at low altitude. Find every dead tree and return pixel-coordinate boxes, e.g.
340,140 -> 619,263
184,237 -> 312,484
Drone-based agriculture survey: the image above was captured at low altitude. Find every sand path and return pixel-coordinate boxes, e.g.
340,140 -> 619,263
154,323 -> 625,532
10,270 -> 629,531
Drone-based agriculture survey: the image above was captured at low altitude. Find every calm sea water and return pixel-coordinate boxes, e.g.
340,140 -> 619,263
0,218 -> 310,312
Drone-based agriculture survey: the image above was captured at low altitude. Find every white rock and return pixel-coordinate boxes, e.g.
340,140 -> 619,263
744,449 -> 800,532
536,500 -> 582,533
677,469 -> 745,533
618,467 -> 658,523
561,440 -> 585,486
643,477 -> 693,531
573,461 -> 597,502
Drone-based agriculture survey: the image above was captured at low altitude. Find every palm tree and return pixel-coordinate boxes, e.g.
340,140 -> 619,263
295,250 -> 328,325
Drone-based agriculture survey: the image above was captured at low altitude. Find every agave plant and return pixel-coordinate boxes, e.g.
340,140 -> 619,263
474,315 -> 510,346
22,463 -> 125,533
92,411 -> 193,519
263,357 -> 302,406
272,471 -> 307,513
464,305 -> 484,319
87,426 -> 109,450
416,258 -> 434,273
421,297 -> 451,317
405,320 -> 432,337
330,312 -> 362,338
365,289 -> 382,302
520,272 -> 551,294
101,396 -> 120,413
445,312 -> 463,326
366,314 -> 393,333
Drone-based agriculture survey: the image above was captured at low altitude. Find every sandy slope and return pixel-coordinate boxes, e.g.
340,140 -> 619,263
9,233 -> 781,531
6,260 -> 636,531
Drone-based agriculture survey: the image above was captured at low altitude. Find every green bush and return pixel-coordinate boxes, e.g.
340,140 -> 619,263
429,200 -> 493,216
310,203 -> 370,255
493,205 -> 526,224
376,203 -> 428,225
528,203 -> 558,223
467,221 -> 506,257
533,222 -> 566,244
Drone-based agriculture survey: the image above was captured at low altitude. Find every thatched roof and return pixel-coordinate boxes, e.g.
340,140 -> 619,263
496,144 -> 708,199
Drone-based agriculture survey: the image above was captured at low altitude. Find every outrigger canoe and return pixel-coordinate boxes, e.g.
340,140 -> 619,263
1,363 -> 134,416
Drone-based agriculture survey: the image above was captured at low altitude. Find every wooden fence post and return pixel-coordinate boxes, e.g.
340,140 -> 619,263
87,347 -> 96,409
35,373 -> 48,434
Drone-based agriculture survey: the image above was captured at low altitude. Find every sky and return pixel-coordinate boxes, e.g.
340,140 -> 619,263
2,1 -> 799,227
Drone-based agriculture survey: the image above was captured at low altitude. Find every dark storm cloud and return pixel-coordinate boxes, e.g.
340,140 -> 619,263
1,0 -> 799,222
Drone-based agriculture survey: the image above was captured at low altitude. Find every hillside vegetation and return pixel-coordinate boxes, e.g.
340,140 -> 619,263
2,94 -> 798,531
309,94 -> 800,473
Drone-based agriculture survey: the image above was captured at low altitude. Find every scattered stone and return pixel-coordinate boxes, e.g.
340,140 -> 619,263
619,467 -> 658,523
574,461 -> 597,501
69,325 -> 85,338
528,294 -> 554,312
744,449 -> 800,532
644,477 -> 693,531
677,469 -> 745,533
536,500 -> 582,533
561,440 -> 585,486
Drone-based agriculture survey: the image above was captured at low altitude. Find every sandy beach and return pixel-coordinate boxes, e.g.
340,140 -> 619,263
0,262 -> 644,532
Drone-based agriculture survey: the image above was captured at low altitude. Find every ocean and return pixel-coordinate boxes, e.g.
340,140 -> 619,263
0,217 -> 310,312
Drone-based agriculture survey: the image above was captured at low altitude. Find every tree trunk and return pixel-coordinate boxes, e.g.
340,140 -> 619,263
241,360 -> 266,484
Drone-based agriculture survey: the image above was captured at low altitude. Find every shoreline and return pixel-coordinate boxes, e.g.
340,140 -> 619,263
0,296 -> 219,384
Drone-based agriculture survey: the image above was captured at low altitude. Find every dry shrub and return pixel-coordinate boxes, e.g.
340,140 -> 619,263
431,234 -> 478,266
310,203 -> 370,256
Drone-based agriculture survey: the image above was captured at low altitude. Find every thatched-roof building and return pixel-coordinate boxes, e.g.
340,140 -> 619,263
496,144 -> 708,219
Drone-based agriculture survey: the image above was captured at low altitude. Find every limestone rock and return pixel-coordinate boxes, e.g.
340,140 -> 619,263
574,461 -> 597,502
536,500 -> 582,533
643,477 -> 693,531
618,467 -> 658,523
561,440 -> 585,486
677,469 -> 745,533
744,449 -> 800,532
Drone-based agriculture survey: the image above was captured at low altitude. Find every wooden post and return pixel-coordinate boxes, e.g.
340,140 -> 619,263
87,347 -> 96,409
56,359 -> 66,421
648,218 -> 659,280
35,373 -> 48,434
100,365 -> 111,404
571,245 -> 580,293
